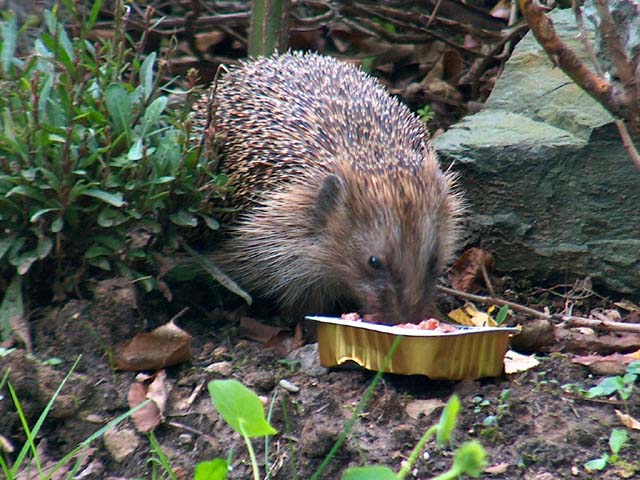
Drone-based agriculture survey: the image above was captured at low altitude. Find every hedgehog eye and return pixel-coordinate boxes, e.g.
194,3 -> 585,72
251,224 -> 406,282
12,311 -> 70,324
368,256 -> 383,271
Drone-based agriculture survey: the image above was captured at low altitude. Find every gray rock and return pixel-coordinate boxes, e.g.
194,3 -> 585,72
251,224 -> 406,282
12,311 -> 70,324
435,9 -> 640,293
286,343 -> 328,377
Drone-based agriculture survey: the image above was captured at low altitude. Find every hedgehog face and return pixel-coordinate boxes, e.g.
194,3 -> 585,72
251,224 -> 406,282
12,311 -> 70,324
314,165 -> 458,324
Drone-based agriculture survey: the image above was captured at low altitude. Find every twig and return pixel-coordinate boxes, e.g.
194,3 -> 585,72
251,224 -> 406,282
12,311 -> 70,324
438,285 -> 550,318
518,0 -> 628,119
437,285 -> 640,334
615,119 -> 640,169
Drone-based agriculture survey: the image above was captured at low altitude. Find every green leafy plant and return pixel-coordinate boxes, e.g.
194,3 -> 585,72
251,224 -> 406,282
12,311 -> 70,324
584,428 -> 629,472
0,1 -> 226,332
417,104 -> 435,123
342,395 -> 488,479
195,379 -> 277,480
586,361 -> 640,412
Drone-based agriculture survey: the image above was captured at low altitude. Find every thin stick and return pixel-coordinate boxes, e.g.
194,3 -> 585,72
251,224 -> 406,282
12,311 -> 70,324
437,285 -> 640,334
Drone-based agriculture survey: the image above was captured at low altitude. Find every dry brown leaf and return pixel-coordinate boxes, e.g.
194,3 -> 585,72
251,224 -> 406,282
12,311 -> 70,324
195,31 -> 225,52
504,350 -> 540,374
146,370 -> 169,418
128,380 -> 161,433
405,399 -> 445,420
614,300 -> 640,312
554,327 -> 640,356
615,409 -> 640,430
113,320 -> 192,371
572,352 -> 638,376
490,0 -> 511,19
449,247 -> 494,293
485,462 -> 509,474
240,316 -> 304,356
240,316 -> 288,343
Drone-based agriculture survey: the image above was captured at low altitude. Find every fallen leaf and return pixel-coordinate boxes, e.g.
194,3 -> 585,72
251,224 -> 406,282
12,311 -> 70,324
485,462 -> 509,474
504,350 -> 540,374
240,316 -> 287,343
449,248 -> 494,293
448,303 -> 497,327
490,0 -> 511,19
0,434 -> 14,453
127,371 -> 170,433
615,410 -> 640,430
146,370 -> 169,418
405,399 -> 445,420
240,317 -> 304,356
614,300 -> 639,312
195,31 -> 225,52
572,353 -> 638,376
113,320 -> 192,371
104,426 -> 140,462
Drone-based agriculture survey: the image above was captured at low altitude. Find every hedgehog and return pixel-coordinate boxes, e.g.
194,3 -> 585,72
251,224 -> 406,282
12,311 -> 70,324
196,51 -> 462,324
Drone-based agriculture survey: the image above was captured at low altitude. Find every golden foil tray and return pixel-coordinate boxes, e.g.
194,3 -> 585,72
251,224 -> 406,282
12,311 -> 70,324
307,316 -> 519,380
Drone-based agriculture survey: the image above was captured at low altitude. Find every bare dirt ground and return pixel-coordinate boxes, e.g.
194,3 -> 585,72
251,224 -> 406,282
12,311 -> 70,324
1,278 -> 638,479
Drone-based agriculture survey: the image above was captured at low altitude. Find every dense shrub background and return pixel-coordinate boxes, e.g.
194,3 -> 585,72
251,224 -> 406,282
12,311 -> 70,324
0,1 -> 226,324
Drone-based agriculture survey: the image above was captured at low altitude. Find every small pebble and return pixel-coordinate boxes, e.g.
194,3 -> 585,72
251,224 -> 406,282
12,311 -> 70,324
279,379 -> 300,393
213,345 -> 229,359
178,433 -> 193,445
205,361 -> 233,376
85,414 -> 105,424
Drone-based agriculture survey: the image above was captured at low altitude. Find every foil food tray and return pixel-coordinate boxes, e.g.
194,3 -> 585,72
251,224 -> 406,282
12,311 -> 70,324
307,316 -> 519,380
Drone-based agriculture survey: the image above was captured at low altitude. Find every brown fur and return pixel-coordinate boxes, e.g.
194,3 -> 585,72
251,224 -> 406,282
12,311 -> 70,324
196,52 -> 463,323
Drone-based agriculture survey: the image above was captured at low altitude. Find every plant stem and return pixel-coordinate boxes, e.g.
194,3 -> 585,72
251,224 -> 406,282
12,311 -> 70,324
397,425 -> 438,479
240,424 -> 261,480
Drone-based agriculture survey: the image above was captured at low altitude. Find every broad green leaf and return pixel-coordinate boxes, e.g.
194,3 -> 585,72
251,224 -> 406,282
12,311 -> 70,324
169,210 -> 197,227
437,395 -> 460,446
342,466 -> 396,480
584,456 -> 608,471
84,245 -> 112,259
127,138 -> 144,161
495,304 -> 509,325
30,208 -> 59,223
150,176 -> 175,184
51,217 -> 63,233
140,52 -> 157,101
586,376 -> 623,398
97,208 -> 128,227
87,256 -> 111,271
0,235 -> 16,260
452,441 -> 487,477
36,235 -> 52,259
1,15 -> 17,73
626,361 -> 640,376
208,379 -> 277,438
105,83 -> 132,135
201,214 -> 220,231
0,275 -> 23,341
141,96 -> 167,134
82,188 -> 125,207
10,249 -> 39,275
38,73 -> 55,123
194,459 -> 229,480
609,428 -> 628,455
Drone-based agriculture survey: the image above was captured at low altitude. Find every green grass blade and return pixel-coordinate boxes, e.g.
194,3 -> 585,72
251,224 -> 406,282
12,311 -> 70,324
11,356 -> 81,474
8,383 -> 44,476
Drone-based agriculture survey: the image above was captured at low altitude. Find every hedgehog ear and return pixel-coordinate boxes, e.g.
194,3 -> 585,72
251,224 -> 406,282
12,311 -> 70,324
315,174 -> 346,225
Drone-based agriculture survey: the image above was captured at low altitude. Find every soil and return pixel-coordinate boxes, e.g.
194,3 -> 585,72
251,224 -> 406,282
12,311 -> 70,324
1,279 -> 639,480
